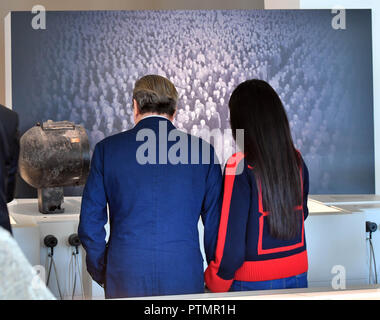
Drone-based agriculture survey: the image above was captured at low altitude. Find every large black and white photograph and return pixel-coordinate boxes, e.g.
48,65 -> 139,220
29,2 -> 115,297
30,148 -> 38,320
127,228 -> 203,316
10,9 -> 374,195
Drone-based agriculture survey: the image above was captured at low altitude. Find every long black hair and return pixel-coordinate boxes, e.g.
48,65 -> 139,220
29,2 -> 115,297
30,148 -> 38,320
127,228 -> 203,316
229,79 -> 302,240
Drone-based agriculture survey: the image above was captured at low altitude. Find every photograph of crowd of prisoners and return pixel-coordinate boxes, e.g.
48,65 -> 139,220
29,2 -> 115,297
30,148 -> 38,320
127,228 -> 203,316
11,9 -> 374,195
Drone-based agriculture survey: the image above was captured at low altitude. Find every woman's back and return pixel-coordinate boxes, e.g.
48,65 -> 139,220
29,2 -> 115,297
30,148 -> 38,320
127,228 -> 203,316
205,79 -> 310,292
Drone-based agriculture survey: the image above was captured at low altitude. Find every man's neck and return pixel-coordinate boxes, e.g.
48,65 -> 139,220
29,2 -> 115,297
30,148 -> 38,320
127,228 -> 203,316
135,113 -> 172,125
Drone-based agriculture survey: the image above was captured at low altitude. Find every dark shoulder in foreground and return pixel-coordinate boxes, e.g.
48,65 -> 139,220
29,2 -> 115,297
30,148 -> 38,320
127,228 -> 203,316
0,104 -> 18,120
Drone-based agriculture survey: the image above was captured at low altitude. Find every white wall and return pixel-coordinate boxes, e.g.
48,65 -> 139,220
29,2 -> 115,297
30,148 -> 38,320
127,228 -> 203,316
298,1 -> 380,195
265,0 -> 300,9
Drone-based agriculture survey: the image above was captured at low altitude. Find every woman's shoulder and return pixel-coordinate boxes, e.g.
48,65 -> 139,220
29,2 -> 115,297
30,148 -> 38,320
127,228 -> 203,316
223,153 -> 258,197
224,152 -> 255,181
295,149 -> 309,169
224,152 -> 246,175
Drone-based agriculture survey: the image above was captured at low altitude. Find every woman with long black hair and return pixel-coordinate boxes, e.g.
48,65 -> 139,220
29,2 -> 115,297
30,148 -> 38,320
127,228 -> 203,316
205,79 -> 309,292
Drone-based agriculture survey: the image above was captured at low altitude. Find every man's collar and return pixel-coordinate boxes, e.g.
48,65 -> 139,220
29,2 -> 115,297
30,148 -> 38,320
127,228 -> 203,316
140,114 -> 172,122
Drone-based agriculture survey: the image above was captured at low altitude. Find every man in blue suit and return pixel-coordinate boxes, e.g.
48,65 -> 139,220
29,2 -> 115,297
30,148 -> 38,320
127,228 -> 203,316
78,75 -> 223,298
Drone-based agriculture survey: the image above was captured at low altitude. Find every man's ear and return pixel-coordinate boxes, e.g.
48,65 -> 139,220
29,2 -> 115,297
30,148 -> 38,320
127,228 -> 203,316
133,99 -> 140,124
170,109 -> 177,121
133,99 -> 139,115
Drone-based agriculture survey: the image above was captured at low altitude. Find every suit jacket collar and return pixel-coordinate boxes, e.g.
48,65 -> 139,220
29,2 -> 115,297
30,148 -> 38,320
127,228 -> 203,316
134,115 -> 176,131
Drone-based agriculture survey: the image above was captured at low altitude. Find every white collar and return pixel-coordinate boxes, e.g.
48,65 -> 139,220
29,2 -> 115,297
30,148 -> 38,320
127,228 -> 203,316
141,115 -> 171,121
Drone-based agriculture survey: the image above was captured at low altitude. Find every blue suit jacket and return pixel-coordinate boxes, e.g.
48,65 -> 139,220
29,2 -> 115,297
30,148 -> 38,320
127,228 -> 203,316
78,116 -> 223,298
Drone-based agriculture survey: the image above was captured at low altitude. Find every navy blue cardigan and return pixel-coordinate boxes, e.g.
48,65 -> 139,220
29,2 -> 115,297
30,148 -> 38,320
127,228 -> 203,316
205,152 -> 309,292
